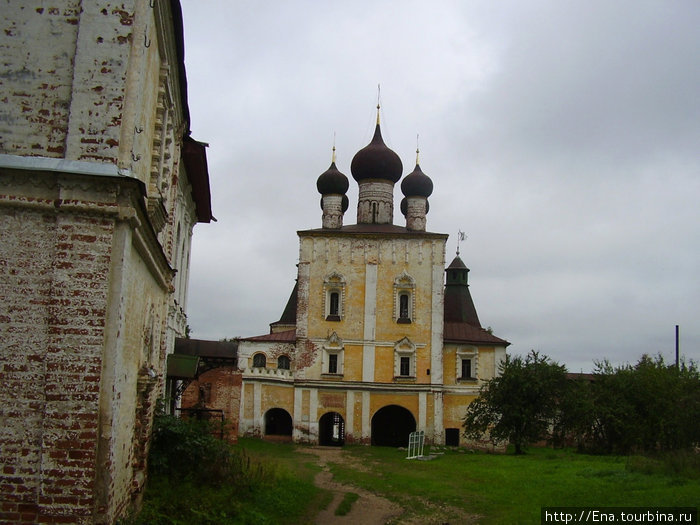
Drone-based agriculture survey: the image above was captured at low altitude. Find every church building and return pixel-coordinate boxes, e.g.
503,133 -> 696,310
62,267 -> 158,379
233,107 -> 509,447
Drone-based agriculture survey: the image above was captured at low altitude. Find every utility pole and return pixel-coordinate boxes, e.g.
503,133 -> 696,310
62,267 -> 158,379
675,325 -> 680,369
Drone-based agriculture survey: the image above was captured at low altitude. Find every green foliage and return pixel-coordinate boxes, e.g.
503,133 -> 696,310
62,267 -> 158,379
463,350 -> 568,453
148,413 -> 240,484
572,355 -> 700,454
626,450 -> 700,480
130,419 -> 321,524
465,351 -> 700,456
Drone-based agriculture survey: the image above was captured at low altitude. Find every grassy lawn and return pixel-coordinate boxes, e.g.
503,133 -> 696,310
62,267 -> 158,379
133,438 -> 328,525
135,438 -> 699,524
308,444 -> 700,524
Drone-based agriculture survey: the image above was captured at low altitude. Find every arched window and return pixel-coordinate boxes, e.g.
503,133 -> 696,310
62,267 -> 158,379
394,272 -> 415,324
277,355 -> 290,370
252,353 -> 266,368
323,271 -> 345,321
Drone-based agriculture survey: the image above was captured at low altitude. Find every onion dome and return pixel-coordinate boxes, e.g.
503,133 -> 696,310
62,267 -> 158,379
316,153 -> 349,195
350,108 -> 402,183
401,162 -> 433,198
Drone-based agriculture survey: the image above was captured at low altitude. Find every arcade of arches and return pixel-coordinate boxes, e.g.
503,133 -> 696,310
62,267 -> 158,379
263,406 -> 417,447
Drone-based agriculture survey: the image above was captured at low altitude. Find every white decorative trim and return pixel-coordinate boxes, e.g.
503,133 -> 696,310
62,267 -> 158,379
322,332 -> 344,375
456,346 -> 478,380
393,271 -> 416,322
394,337 -> 416,378
322,270 -> 346,320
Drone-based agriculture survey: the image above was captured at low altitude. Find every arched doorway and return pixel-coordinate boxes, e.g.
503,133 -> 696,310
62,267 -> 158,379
371,405 -> 416,447
264,408 -> 292,437
319,412 -> 345,446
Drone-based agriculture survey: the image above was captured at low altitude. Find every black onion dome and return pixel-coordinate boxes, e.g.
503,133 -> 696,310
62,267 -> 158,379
401,163 -> 433,198
350,124 -> 403,183
317,161 -> 349,195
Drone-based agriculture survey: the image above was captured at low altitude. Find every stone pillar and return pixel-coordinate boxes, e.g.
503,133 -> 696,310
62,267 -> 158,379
405,196 -> 428,231
321,194 -> 344,229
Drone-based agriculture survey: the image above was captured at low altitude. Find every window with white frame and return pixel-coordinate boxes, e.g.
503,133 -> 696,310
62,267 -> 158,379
323,271 -> 346,321
253,353 -> 266,368
456,348 -> 477,381
394,272 -> 415,324
322,332 -> 344,376
394,337 -> 416,378
461,358 -> 472,379
328,353 -> 339,374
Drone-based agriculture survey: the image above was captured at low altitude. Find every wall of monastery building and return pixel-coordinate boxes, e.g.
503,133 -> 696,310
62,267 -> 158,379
301,235 -> 445,346
181,368 -> 242,442
1,1 -> 210,522
0,181 -> 114,522
338,343 -> 362,380
102,241 -> 169,520
442,393 -> 478,432
0,170 -> 175,522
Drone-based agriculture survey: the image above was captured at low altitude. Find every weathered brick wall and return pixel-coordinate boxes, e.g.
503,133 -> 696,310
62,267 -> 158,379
0,1 -> 81,157
0,1 -> 207,521
0,2 -> 135,163
0,174 -> 114,524
181,368 -> 242,442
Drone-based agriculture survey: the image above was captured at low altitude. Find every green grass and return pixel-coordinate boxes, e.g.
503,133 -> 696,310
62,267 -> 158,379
131,438 -> 328,525
320,446 -> 700,524
133,439 -> 700,524
334,492 -> 359,516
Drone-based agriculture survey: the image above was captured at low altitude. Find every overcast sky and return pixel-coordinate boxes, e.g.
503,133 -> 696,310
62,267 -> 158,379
179,0 -> 699,373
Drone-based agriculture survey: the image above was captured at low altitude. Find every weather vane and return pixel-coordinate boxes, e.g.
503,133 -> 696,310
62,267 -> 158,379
457,230 -> 466,256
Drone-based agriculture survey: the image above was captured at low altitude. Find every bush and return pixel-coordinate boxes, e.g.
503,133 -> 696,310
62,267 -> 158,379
148,413 -> 239,484
126,415 -> 319,524
626,450 -> 700,480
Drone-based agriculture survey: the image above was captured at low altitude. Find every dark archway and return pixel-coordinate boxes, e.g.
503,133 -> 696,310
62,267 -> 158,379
319,412 -> 345,446
445,428 -> 460,446
371,405 -> 416,447
264,408 -> 292,436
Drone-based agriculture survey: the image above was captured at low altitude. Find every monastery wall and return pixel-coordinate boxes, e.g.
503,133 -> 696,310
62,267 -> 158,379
1,1 -> 209,521
181,368 -> 243,442
0,173 -> 113,522
1,2 -> 132,165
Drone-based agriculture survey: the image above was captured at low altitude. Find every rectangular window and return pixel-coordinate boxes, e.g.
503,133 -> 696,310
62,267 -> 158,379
328,354 -> 338,374
461,358 -> 472,379
397,292 -> 411,323
400,356 -> 411,376
329,291 -> 339,315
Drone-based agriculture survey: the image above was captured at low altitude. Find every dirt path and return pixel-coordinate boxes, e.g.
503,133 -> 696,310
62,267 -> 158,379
305,446 -> 480,525
307,446 -> 402,525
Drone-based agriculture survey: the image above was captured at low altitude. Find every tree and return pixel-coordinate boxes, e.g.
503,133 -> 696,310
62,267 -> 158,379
583,355 -> 700,454
463,351 -> 568,454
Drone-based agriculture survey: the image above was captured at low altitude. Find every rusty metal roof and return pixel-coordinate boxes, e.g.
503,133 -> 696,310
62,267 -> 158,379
443,322 -> 510,346
242,329 -> 296,342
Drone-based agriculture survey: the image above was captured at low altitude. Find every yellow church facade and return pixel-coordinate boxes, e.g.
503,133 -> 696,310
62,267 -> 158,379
237,109 -> 509,446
